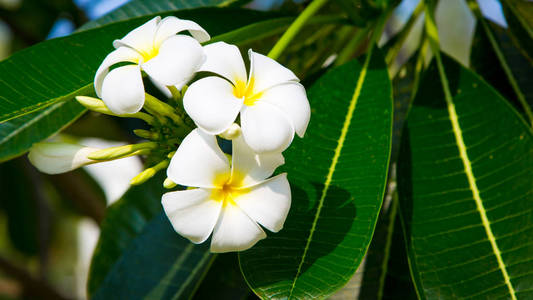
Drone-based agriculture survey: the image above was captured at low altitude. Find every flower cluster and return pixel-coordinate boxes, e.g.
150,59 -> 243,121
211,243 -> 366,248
28,16 -> 310,253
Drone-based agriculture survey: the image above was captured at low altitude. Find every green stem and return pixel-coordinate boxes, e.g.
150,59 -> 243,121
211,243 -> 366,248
144,93 -> 188,128
167,86 -> 181,100
466,0 -> 533,127
268,0 -> 330,60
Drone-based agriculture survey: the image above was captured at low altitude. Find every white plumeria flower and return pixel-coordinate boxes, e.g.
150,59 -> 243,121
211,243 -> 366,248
28,142 -> 99,174
183,42 -> 311,153
162,129 -> 291,253
95,16 -> 210,114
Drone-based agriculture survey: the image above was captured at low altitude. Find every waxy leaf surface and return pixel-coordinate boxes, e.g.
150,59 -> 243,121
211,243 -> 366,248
89,175 -> 213,299
240,49 -> 393,299
398,56 -> 533,299
0,8 -> 294,162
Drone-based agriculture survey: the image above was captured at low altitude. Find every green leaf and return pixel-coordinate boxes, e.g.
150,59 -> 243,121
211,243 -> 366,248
398,55 -> 533,299
500,0 -> 533,62
0,158 -> 39,255
0,7 -> 283,123
87,175 -> 166,294
356,196 -> 417,300
0,100 -> 85,163
239,49 -> 393,299
89,174 -> 214,300
78,0 -> 238,31
92,213 -> 213,299
469,2 -> 533,127
0,8 -> 296,163
192,253 -> 251,300
330,194 -> 417,300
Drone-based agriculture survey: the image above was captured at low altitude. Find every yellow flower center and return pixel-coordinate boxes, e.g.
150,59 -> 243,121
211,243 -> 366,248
233,78 -> 263,106
211,170 -> 248,207
139,46 -> 159,62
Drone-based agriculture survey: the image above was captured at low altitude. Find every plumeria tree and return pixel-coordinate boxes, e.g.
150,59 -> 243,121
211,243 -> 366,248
0,0 -> 532,299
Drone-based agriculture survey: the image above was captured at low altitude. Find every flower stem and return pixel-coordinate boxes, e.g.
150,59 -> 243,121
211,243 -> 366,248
167,85 -> 181,100
268,0 -> 329,60
144,93 -> 188,128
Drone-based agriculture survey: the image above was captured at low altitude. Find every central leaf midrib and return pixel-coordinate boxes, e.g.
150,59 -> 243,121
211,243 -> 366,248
0,83 -> 93,124
434,53 -> 517,300
287,47 -> 374,299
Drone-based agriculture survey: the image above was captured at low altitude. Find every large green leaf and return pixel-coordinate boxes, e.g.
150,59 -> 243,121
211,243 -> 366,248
0,8 -> 285,123
0,8 -> 299,163
92,213 -> 213,299
239,49 -> 392,299
192,253 -> 251,300
0,100 -> 85,163
398,55 -> 533,299
356,196 -> 417,300
78,0 -> 238,31
89,174 -> 214,300
87,175 -> 166,294
0,158 -> 39,256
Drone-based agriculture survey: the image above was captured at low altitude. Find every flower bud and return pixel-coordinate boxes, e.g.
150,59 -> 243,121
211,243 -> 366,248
130,160 -> 169,186
87,142 -> 157,161
219,123 -> 241,140
76,96 -> 155,124
76,96 -> 109,114
133,129 -> 160,140
163,178 -> 177,189
28,142 -> 99,174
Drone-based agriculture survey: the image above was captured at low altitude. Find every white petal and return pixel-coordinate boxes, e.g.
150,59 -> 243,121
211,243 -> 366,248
142,35 -> 205,86
28,142 -> 98,174
260,82 -> 310,137
234,174 -> 291,232
162,188 -> 222,244
101,65 -> 145,114
154,16 -> 210,46
248,49 -> 298,93
199,42 -> 247,84
240,102 -> 295,153
210,203 -> 266,253
113,16 -> 160,52
231,134 -> 284,187
183,76 -> 243,134
167,129 -> 230,189
94,47 -> 142,97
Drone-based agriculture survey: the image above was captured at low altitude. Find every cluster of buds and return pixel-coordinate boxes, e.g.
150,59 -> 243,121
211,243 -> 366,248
29,16 -> 310,253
